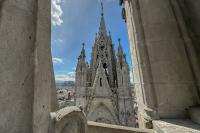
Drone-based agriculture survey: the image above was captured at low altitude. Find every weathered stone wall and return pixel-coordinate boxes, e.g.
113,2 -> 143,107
0,0 -> 57,133
139,0 -> 199,117
0,1 -> 37,132
179,0 -> 200,97
122,0 -> 200,128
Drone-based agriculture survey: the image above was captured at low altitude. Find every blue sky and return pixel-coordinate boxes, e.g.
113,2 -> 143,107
51,0 -> 133,83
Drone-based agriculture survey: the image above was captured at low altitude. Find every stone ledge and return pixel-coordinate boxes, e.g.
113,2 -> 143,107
88,121 -> 153,133
153,119 -> 200,133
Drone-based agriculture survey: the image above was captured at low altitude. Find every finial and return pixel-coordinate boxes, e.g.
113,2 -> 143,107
82,42 -> 85,48
101,0 -> 104,16
118,38 -> 121,43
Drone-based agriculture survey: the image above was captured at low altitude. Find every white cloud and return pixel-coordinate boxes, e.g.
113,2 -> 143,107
53,57 -> 64,64
55,72 -> 75,81
51,0 -> 63,26
54,38 -> 63,43
72,66 -> 76,70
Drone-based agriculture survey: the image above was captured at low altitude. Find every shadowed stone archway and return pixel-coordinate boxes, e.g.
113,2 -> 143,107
87,102 -> 119,125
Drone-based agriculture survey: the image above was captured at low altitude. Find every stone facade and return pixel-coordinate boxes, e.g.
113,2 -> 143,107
119,0 -> 200,129
75,2 -> 135,127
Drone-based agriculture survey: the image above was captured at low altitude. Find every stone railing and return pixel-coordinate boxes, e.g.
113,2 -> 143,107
49,106 -> 153,133
87,121 -> 153,133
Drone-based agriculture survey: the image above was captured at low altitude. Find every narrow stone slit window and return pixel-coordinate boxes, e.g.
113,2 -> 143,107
122,76 -> 124,85
100,78 -> 102,87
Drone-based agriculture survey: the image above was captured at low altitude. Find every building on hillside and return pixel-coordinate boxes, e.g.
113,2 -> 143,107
75,2 -> 135,127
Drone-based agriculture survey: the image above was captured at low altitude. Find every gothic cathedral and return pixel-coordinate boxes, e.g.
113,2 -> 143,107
75,2 -> 135,127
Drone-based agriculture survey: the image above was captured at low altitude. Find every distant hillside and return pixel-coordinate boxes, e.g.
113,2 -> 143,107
56,81 -> 75,88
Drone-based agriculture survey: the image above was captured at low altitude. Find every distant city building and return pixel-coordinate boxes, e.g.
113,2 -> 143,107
75,2 -> 135,127
56,87 -> 75,108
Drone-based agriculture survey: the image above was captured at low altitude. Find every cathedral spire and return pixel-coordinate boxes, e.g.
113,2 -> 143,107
108,31 -> 112,43
76,43 -> 86,72
99,0 -> 107,36
118,38 -> 124,68
118,38 -> 123,57
101,0 -> 104,17
95,33 -> 98,40
80,42 -> 86,58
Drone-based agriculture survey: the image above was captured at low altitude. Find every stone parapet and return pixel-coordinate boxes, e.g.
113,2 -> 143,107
153,119 -> 200,133
87,121 -> 153,133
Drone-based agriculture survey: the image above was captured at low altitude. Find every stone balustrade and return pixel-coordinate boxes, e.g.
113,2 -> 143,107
87,121 -> 153,133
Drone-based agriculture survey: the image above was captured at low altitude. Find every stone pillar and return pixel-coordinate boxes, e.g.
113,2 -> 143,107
122,0 -> 158,128
0,1 -> 37,133
121,0 -> 200,128
33,0 -> 58,133
0,0 -> 57,133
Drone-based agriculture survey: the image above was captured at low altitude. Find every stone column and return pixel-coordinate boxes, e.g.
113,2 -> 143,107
123,0 -> 158,128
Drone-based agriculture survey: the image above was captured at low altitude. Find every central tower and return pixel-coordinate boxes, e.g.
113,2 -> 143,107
75,1 -> 135,127
89,1 -> 117,88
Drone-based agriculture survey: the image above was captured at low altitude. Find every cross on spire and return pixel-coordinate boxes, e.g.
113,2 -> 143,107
82,42 -> 85,48
98,0 -> 107,35
80,42 -> 86,58
118,38 -> 121,43
101,0 -> 104,16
